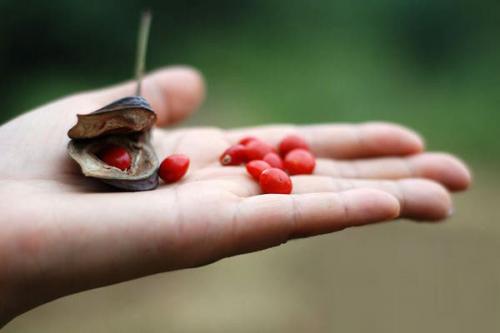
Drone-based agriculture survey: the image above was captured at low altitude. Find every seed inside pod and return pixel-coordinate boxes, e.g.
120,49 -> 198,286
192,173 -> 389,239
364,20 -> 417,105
97,145 -> 132,171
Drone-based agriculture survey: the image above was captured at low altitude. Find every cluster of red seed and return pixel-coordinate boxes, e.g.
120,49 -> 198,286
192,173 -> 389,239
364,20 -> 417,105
219,135 -> 316,194
98,134 -> 314,192
97,145 -> 190,184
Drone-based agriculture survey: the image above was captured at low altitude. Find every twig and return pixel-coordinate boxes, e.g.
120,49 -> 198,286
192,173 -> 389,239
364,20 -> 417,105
135,10 -> 152,96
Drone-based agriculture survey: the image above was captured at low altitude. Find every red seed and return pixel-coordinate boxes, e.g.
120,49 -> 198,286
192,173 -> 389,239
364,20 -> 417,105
263,152 -> 284,169
238,136 -> 258,145
246,160 -> 271,181
245,140 -> 275,161
97,145 -> 131,171
284,149 -> 316,175
278,135 -> 309,157
220,144 -> 247,165
259,168 -> 292,194
159,154 -> 190,183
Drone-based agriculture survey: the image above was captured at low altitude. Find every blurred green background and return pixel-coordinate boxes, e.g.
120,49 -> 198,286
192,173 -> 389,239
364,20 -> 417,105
1,1 -> 499,332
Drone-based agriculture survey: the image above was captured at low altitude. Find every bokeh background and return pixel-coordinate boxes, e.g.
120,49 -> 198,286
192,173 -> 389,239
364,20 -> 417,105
1,1 -> 499,332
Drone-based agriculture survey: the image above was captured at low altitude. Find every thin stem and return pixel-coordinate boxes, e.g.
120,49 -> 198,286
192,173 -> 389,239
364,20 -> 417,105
135,10 -> 152,96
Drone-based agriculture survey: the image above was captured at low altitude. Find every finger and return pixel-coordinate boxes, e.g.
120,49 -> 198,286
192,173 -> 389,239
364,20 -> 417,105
226,122 -> 424,158
231,190 -> 400,249
72,66 -> 205,126
315,152 -> 471,191
292,176 -> 452,221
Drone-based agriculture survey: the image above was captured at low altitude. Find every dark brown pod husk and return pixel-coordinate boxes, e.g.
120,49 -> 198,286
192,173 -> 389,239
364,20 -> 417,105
67,96 -> 159,191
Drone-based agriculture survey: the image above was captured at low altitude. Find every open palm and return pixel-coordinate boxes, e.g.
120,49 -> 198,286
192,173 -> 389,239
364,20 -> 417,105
0,67 -> 471,325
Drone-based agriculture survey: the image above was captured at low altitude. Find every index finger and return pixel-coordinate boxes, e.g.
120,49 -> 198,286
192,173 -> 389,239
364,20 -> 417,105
226,122 -> 424,159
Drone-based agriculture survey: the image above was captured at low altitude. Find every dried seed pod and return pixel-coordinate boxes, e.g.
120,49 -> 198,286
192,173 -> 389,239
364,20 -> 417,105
67,96 -> 160,191
67,12 -> 159,191
68,96 -> 156,139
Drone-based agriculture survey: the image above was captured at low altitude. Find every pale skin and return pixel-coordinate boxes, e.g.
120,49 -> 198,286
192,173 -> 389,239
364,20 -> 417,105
0,67 -> 471,326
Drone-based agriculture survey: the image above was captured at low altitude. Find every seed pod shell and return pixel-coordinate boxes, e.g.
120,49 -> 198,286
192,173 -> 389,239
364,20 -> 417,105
67,96 -> 159,191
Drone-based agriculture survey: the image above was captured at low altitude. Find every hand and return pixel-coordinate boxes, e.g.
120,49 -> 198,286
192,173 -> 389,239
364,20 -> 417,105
0,67 -> 471,325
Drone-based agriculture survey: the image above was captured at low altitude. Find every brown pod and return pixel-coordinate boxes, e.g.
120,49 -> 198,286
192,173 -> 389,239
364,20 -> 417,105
67,96 -> 160,191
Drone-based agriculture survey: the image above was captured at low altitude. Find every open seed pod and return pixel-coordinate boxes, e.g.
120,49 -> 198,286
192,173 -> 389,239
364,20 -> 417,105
67,96 -> 159,191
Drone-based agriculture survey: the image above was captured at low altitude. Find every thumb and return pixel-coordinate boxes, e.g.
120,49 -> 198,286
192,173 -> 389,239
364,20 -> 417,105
85,66 -> 205,127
